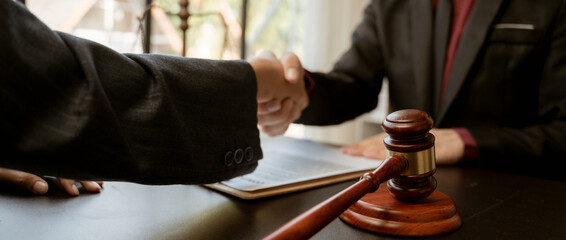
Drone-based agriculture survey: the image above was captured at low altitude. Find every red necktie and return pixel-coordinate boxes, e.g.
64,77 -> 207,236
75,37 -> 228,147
440,0 -> 477,102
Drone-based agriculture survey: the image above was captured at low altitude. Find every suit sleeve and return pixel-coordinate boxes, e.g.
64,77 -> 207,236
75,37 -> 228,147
467,1 -> 566,179
0,1 -> 261,184
296,2 -> 385,126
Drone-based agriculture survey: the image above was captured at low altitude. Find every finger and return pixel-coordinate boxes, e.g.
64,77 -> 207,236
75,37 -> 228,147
363,148 -> 386,160
341,144 -> 365,156
255,50 -> 277,60
58,178 -> 80,196
258,99 -> 281,114
258,117 -> 292,136
280,52 -> 303,84
265,102 -> 299,135
259,121 -> 290,137
257,99 -> 295,126
288,102 -> 303,123
0,169 -> 104,196
79,181 -> 102,193
289,96 -> 306,122
297,94 -> 309,111
0,168 -> 49,194
259,101 -> 297,136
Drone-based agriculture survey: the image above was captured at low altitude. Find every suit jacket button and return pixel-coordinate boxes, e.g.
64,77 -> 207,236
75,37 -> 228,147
234,148 -> 244,164
224,151 -> 234,167
245,147 -> 254,162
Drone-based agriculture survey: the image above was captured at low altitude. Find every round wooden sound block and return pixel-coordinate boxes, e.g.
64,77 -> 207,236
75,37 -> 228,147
339,184 -> 462,236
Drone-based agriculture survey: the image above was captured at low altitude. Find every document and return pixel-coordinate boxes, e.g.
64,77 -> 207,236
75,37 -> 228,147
206,137 -> 383,199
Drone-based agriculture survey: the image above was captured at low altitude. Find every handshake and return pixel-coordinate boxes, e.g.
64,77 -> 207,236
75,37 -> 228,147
249,51 -> 309,136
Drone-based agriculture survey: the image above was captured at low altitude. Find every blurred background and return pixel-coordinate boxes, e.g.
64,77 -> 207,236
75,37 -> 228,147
25,0 -> 386,146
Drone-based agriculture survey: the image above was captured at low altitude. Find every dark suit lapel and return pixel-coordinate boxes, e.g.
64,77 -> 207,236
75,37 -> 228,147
410,0 -> 434,115
436,0 -> 505,124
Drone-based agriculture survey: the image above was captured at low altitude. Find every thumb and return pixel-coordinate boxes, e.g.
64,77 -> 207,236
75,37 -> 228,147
253,50 -> 277,61
280,52 -> 303,84
0,168 -> 49,194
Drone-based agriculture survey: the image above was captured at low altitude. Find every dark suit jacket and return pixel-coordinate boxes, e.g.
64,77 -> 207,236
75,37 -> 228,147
0,1 -> 261,184
298,0 -> 566,179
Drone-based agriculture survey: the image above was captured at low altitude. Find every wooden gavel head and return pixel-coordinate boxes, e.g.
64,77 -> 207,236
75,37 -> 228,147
382,109 -> 437,202
264,110 -> 459,240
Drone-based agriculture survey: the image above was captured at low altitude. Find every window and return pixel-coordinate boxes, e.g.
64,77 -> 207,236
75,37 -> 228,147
26,0 -> 303,60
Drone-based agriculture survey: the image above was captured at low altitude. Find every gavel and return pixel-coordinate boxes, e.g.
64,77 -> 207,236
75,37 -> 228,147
263,109 -> 461,239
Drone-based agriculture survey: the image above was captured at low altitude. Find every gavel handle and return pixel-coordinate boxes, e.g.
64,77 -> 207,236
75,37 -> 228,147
263,155 -> 407,240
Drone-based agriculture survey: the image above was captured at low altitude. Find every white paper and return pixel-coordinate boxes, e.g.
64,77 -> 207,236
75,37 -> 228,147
221,137 -> 383,191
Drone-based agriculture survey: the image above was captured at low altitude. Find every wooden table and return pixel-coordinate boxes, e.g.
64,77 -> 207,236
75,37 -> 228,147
1,166 -> 565,240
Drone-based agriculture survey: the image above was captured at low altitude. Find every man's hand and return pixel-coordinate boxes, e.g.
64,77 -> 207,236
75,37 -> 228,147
341,128 -> 464,164
429,128 -> 464,164
0,168 -> 103,196
341,132 -> 388,160
249,51 -> 308,136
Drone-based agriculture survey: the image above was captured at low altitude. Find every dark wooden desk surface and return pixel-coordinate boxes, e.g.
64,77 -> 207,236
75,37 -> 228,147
1,167 -> 566,240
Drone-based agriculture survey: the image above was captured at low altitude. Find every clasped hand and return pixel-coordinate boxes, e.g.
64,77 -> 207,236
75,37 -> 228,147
248,52 -> 465,164
249,51 -> 308,136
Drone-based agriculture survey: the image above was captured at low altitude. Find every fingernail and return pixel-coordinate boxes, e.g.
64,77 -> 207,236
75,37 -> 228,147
70,184 -> 80,196
267,104 -> 281,112
287,68 -> 299,80
32,181 -> 48,194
